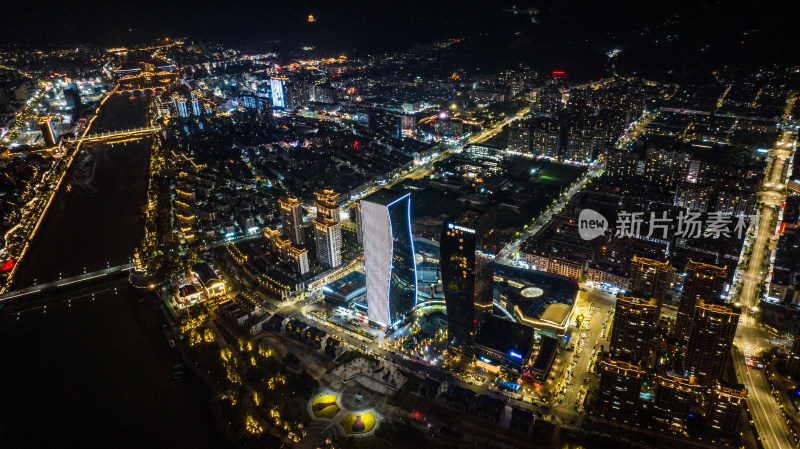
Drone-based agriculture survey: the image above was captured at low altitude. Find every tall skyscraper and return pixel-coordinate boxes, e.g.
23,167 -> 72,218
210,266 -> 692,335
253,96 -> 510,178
314,189 -> 341,221
707,383 -> 747,433
609,296 -> 659,363
361,190 -> 417,328
38,117 -> 57,147
279,197 -> 305,246
314,217 -> 342,269
674,260 -> 728,343
313,189 -> 342,269
629,255 -> 671,306
654,372 -> 697,430
684,301 -> 740,386
270,77 -> 292,110
441,210 -> 495,354
598,358 -> 644,416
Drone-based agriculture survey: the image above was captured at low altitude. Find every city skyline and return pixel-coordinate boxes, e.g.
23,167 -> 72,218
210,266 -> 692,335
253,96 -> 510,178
1,6 -> 800,449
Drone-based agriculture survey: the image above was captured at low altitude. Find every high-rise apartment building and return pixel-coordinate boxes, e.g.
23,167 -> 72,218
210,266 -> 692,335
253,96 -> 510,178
654,372 -> 697,429
279,197 -> 305,246
598,358 -> 645,416
507,122 -> 531,153
707,383 -> 747,433
314,217 -> 342,269
314,189 -> 341,221
609,296 -> 659,363
674,260 -> 728,343
629,255 -> 671,307
684,301 -> 740,386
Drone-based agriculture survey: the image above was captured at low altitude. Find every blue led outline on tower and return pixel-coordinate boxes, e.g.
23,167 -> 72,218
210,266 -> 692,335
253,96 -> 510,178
363,191 -> 416,328
408,196 -> 418,310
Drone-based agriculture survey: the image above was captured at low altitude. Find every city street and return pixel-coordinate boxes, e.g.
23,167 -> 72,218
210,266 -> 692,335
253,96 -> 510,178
496,161 -> 604,265
495,107 -> 654,265
552,287 -> 615,425
733,121 -> 797,449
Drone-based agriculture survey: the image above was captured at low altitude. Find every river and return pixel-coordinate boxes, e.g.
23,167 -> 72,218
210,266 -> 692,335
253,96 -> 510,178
0,91 -> 230,447
12,93 -> 152,289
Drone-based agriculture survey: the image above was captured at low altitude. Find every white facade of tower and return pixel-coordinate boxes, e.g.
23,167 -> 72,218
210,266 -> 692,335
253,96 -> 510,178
362,199 -> 393,326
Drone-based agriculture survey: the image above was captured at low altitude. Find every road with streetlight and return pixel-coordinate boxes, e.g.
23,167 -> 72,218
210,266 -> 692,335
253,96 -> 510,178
495,107 -> 654,266
732,119 -> 796,449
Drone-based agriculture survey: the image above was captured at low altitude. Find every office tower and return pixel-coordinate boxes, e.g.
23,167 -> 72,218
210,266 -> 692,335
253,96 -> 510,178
270,77 -> 292,110
314,217 -> 342,269
674,260 -> 728,343
654,372 -> 697,429
279,197 -> 305,246
629,255 -> 671,307
507,122 -> 530,153
441,210 -> 495,354
609,296 -> 659,363
63,84 -> 81,110
684,301 -> 740,386
38,117 -> 57,147
707,383 -> 747,433
598,358 -> 644,416
315,189 -> 341,221
788,334 -> 800,375
361,189 -> 417,328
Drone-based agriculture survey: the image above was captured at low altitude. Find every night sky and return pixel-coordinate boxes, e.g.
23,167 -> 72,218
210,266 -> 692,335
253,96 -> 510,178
3,0 -> 800,78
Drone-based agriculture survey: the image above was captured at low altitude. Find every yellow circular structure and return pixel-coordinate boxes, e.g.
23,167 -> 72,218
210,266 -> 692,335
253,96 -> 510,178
311,395 -> 340,419
340,412 -> 375,434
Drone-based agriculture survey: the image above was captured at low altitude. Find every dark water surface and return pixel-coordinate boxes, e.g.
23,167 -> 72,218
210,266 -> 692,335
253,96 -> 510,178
1,93 -> 228,448
0,279 -> 225,448
13,94 -> 152,289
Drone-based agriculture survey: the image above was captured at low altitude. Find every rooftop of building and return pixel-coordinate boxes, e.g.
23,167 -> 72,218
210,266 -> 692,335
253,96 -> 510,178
192,262 -> 219,285
475,316 -> 534,362
445,209 -> 495,234
493,265 -> 580,331
323,271 -> 366,298
361,188 -> 410,206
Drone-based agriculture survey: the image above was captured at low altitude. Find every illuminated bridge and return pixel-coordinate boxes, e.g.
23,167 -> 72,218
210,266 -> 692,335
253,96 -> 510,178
0,263 -> 136,303
64,125 -> 161,143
